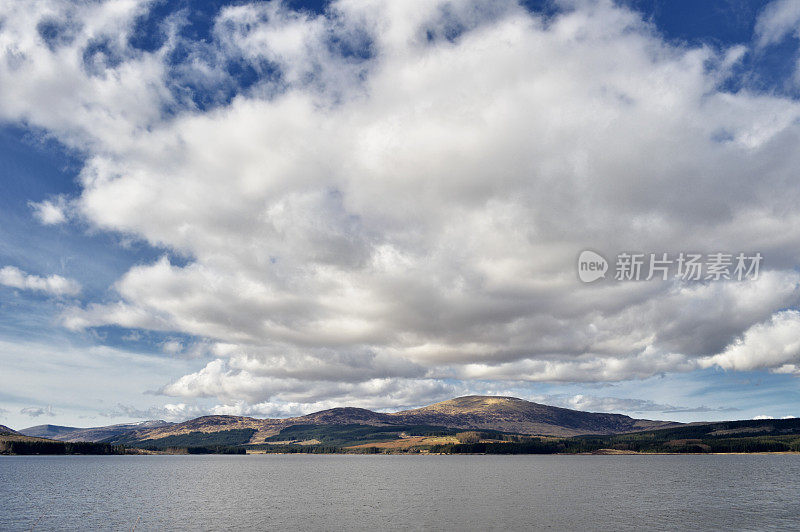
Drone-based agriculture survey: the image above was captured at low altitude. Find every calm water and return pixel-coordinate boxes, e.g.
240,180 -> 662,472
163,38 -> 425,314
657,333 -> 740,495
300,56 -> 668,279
1,454 -> 799,531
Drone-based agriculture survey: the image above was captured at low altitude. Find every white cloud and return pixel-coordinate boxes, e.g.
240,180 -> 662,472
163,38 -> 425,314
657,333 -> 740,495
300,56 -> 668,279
29,196 -> 69,225
700,310 -> 800,374
0,266 -> 81,296
0,0 -> 169,149
755,0 -> 800,48
161,340 -> 183,355
755,0 -> 800,85
532,394 -> 736,415
2,0 -> 800,409
102,402 -> 209,422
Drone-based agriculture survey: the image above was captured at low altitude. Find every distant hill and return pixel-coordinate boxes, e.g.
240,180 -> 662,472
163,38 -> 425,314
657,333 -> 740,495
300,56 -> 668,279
19,424 -> 80,440
0,424 -> 18,435
566,417 -> 800,454
0,431 -> 125,455
106,395 -> 681,446
387,396 -> 676,436
20,420 -> 172,442
11,396 -> 798,455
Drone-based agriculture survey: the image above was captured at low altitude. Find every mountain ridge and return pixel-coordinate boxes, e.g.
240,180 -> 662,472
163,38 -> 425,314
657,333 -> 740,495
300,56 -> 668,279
104,395 -> 681,445
10,396 -> 683,444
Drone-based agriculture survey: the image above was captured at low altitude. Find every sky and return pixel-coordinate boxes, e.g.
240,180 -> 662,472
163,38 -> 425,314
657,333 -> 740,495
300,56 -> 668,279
1,0 -> 800,429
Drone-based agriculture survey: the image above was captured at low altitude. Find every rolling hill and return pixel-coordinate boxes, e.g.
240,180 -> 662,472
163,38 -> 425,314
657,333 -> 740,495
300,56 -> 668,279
20,420 -> 172,442
388,396 -> 676,436
11,396 -> 797,454
0,424 -> 18,435
105,395 -> 681,447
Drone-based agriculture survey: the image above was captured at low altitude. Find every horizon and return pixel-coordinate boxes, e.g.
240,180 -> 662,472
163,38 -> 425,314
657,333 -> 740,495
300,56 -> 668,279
7,393 -> 796,432
2,0 -> 800,430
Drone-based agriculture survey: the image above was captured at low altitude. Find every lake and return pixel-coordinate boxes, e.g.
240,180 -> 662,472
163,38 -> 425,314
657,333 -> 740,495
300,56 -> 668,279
1,454 -> 799,531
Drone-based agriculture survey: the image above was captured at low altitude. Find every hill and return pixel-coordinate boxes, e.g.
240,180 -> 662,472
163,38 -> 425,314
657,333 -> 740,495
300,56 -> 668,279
106,395 -> 681,447
0,432 -> 124,455
20,420 -> 172,442
14,395 -> 795,455
429,417 -> 800,455
567,417 -> 800,454
0,424 -> 18,435
387,396 -> 675,436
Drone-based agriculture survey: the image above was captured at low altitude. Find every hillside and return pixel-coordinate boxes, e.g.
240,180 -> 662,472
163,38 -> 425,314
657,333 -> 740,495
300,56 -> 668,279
432,417 -> 800,455
20,420 -> 172,442
8,397 -> 797,455
387,396 -> 676,436
0,424 -> 18,435
0,432 -> 124,455
106,395 -> 681,446
134,417 -> 800,455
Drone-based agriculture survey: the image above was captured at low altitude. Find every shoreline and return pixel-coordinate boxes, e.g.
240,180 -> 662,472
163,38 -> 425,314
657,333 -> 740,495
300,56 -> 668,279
5,450 -> 800,457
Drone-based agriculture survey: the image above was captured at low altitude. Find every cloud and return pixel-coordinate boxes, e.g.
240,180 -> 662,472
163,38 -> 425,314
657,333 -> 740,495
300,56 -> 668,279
2,0 -> 800,409
755,0 -> 800,86
20,405 -> 56,418
755,0 -> 800,48
101,402 -> 208,422
542,394 -> 738,415
0,266 -> 81,296
0,338 -> 197,426
161,340 -> 183,355
121,331 -> 142,342
0,0 -> 168,148
29,196 -> 69,225
700,310 -> 800,374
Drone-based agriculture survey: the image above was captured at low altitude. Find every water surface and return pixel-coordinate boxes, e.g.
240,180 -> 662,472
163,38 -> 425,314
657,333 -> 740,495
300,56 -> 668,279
2,454 -> 799,531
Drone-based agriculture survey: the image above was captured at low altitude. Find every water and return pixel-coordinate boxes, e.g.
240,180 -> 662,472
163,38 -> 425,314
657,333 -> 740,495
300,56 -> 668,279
1,454 -> 799,531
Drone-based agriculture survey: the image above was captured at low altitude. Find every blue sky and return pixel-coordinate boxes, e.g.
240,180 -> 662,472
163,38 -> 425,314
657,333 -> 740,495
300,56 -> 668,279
1,0 -> 800,429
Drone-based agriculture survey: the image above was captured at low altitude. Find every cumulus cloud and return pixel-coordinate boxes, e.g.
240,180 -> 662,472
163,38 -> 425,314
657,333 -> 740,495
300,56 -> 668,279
0,266 -> 81,296
1,0 -> 799,412
700,310 -> 800,374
